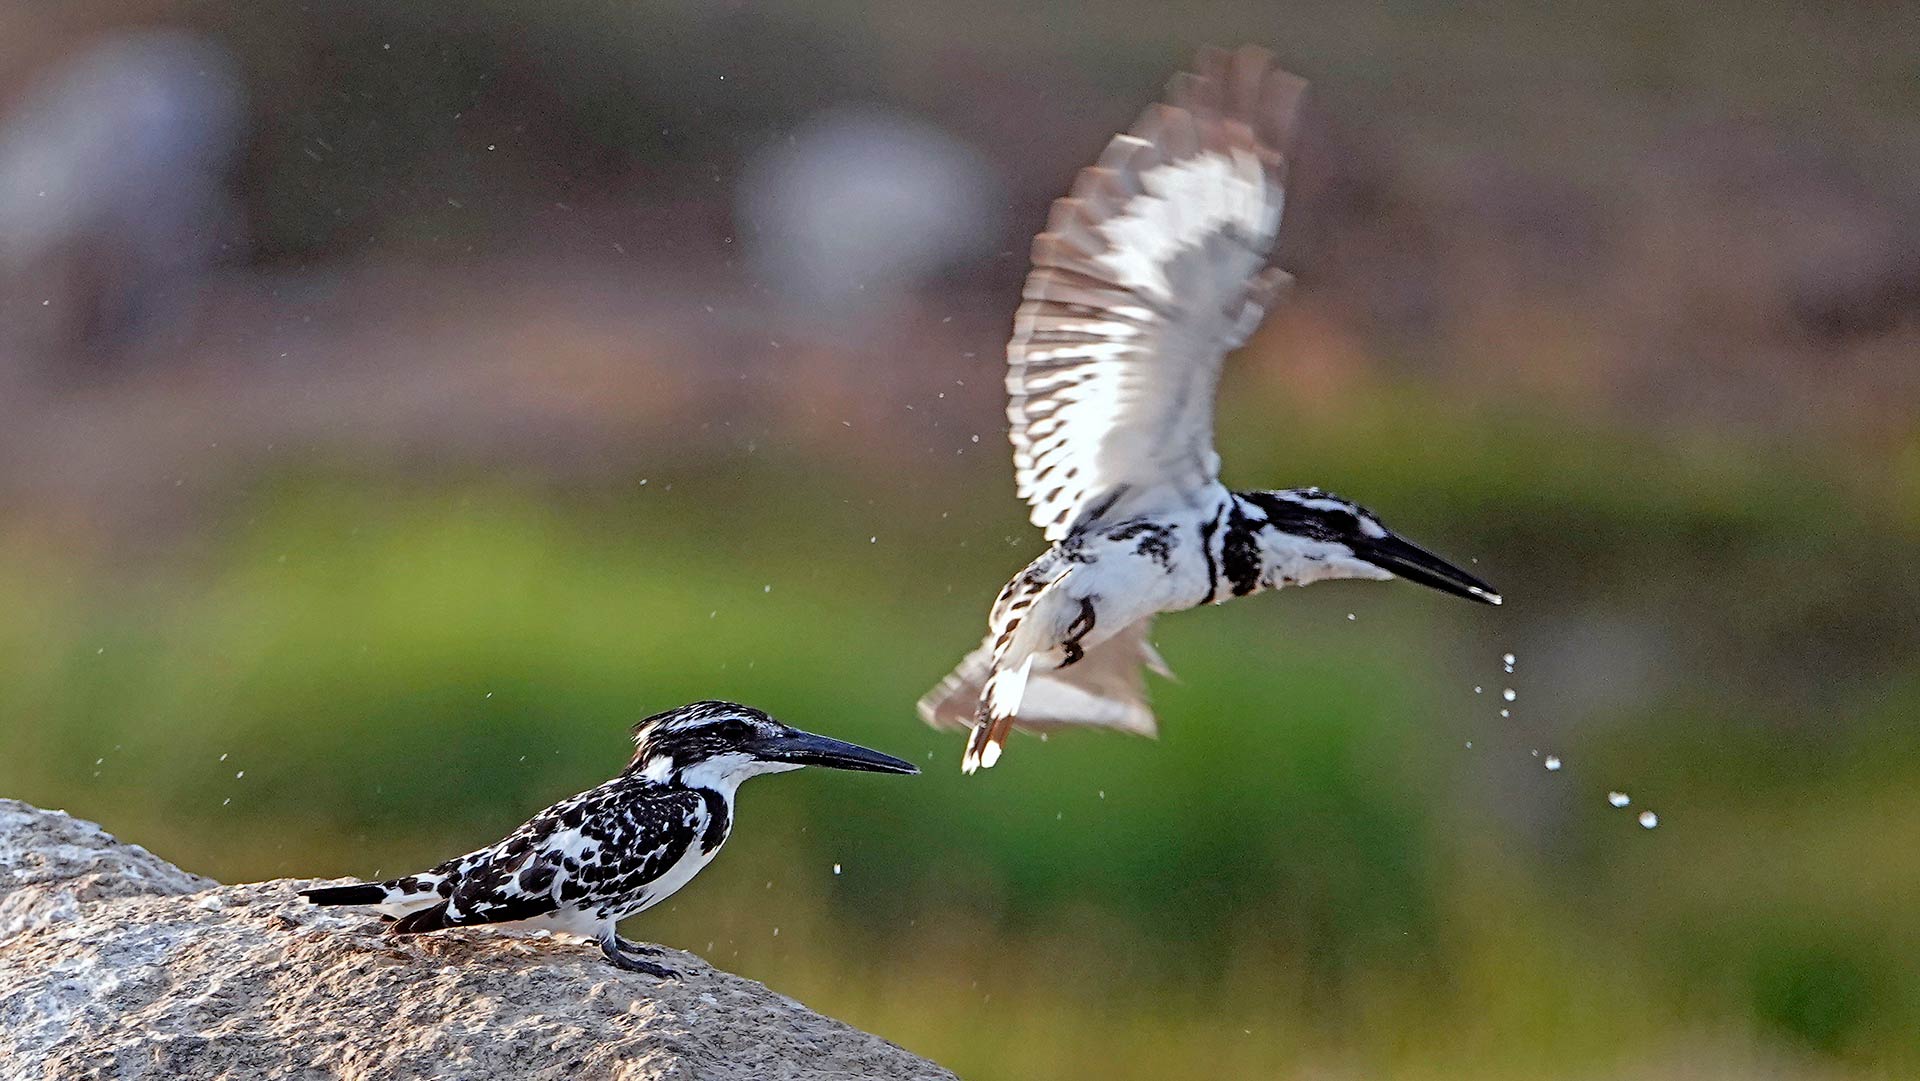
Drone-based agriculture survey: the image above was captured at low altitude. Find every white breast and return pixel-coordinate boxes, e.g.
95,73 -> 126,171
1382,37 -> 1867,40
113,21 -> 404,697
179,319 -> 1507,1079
615,837 -> 723,921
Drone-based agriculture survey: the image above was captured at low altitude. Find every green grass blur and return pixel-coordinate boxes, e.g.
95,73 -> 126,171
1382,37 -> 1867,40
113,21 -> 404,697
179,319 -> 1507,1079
4,389 -> 1917,1079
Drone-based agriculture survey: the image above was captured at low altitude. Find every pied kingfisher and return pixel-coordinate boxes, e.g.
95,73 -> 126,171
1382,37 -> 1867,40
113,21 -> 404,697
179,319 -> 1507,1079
920,46 -> 1501,774
301,701 -> 916,976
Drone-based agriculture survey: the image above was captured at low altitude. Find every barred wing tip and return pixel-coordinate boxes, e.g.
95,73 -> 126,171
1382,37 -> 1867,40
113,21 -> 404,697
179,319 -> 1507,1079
1006,46 -> 1310,542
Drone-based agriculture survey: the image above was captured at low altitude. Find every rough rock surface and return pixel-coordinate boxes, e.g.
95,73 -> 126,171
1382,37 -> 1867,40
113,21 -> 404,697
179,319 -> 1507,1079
0,799 -> 955,1081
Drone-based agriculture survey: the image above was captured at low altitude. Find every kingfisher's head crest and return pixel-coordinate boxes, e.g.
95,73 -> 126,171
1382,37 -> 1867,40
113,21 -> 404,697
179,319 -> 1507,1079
1241,488 -> 1502,605
627,700 -> 918,789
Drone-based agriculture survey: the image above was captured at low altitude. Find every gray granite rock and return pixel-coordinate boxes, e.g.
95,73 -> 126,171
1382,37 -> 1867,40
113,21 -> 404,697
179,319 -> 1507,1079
0,799 -> 954,1081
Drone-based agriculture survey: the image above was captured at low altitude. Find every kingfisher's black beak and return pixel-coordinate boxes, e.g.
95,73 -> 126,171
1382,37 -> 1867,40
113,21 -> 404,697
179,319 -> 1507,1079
1355,533 -> 1502,606
753,729 -> 920,775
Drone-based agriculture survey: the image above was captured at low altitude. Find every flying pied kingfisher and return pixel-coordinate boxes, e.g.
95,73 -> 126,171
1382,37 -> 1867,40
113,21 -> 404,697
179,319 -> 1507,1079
919,46 -> 1501,774
300,701 -> 917,976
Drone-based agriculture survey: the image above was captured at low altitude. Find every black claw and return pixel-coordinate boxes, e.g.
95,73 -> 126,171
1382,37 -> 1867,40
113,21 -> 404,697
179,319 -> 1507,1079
601,937 -> 679,978
614,935 -> 664,956
618,955 -> 680,979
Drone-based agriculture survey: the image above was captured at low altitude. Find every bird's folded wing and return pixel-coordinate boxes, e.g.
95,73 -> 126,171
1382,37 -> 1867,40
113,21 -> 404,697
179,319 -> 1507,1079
444,787 -> 703,926
918,618 -> 1173,738
446,848 -> 565,926
1009,45 -> 1306,542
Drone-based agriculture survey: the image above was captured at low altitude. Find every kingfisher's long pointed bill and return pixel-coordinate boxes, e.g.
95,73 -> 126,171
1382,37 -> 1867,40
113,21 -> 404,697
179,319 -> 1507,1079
1356,534 -> 1502,606
753,730 -> 920,775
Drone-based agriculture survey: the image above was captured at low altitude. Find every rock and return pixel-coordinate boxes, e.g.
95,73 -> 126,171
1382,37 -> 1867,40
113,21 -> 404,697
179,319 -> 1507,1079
0,800 -> 954,1081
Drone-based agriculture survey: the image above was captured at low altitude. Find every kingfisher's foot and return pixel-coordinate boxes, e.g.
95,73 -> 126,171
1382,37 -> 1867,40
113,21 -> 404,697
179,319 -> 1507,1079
1060,598 -> 1097,668
601,936 -> 678,978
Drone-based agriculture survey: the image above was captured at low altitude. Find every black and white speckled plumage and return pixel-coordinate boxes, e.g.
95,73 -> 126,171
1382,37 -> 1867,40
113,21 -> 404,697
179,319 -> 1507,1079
918,47 -> 1502,773
302,701 -> 916,976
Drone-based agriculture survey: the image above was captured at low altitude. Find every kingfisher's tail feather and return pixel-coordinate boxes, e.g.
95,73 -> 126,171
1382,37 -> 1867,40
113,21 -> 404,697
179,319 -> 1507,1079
925,620 -> 1170,774
300,872 -> 448,915
919,641 -> 994,732
299,883 -> 389,906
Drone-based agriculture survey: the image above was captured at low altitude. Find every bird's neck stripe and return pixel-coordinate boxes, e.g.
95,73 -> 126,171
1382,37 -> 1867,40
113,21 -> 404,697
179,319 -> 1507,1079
1219,498 -> 1267,598
696,788 -> 731,853
1198,507 -> 1224,606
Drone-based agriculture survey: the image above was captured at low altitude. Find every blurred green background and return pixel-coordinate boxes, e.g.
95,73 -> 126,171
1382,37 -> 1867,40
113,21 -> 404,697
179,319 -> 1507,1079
2,2 -> 1917,1078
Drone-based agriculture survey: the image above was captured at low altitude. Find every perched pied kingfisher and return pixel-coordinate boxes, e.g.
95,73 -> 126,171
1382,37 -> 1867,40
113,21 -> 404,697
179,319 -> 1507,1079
919,46 -> 1501,774
300,701 -> 916,976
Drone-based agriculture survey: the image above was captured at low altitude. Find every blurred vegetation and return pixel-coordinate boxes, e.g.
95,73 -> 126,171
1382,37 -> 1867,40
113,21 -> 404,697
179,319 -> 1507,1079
4,391 -> 1916,1079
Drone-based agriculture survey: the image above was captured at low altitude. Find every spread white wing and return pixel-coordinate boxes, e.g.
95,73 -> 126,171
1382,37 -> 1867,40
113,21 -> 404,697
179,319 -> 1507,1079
1008,46 -> 1306,541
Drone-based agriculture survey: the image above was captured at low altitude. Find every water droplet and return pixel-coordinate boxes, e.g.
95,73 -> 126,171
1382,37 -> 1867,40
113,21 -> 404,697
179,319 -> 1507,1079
1638,811 -> 1658,829
1608,791 -> 1630,807
1544,756 -> 1561,771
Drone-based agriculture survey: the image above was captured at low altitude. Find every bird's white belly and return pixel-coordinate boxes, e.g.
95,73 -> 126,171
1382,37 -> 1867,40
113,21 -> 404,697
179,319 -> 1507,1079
525,906 -> 611,937
613,837 -> 723,922
1072,531 -> 1213,632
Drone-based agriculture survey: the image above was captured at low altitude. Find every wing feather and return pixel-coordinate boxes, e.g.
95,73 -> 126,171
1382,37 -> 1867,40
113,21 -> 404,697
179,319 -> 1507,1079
1008,46 -> 1307,541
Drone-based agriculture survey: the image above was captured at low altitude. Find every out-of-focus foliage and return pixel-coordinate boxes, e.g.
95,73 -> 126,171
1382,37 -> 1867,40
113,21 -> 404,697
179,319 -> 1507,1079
1,1 -> 1916,1078
4,400 -> 1917,1078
